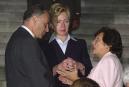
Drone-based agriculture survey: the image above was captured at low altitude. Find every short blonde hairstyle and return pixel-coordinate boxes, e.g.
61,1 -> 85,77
49,3 -> 70,30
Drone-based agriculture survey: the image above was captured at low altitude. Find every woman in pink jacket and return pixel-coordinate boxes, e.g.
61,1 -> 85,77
57,27 -> 123,87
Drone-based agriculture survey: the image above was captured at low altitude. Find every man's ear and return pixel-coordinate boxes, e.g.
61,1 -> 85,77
32,16 -> 38,23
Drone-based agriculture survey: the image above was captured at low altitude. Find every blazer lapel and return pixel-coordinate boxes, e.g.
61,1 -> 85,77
50,40 -> 66,63
65,39 -> 79,61
65,39 -> 75,56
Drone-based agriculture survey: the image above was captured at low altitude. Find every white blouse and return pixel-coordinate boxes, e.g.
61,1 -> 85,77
88,52 -> 123,87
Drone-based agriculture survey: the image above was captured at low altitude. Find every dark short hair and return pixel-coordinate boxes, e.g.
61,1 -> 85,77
71,78 -> 100,87
23,4 -> 48,20
94,27 -> 123,58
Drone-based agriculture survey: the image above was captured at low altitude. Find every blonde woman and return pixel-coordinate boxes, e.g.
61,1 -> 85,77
43,3 -> 92,87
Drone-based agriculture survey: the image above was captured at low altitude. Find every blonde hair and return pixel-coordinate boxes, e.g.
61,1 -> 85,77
49,3 -> 70,30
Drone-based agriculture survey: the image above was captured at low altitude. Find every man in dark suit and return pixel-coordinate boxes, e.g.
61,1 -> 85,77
5,4 -> 53,87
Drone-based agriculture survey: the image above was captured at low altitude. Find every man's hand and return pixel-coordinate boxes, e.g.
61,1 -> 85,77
56,64 -> 79,82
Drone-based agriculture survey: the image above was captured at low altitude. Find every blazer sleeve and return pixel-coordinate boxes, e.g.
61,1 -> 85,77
19,38 -> 51,87
79,39 -> 93,76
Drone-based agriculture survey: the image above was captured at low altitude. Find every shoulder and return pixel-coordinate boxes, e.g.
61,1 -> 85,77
12,28 -> 37,48
102,53 -> 119,64
76,38 -> 86,42
101,55 -> 116,67
100,53 -> 122,71
11,27 -> 32,40
76,38 -> 87,47
71,37 -> 86,43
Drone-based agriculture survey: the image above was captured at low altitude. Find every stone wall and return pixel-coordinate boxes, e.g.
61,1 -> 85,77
0,0 -> 26,87
73,0 -> 129,65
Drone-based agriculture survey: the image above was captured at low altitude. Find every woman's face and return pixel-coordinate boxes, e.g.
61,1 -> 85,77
92,32 -> 110,58
55,12 -> 69,36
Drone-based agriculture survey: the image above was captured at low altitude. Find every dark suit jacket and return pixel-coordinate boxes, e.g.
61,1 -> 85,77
39,38 -> 92,87
5,27 -> 53,87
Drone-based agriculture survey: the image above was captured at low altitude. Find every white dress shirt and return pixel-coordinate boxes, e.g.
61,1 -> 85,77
49,33 -> 77,54
55,35 -> 70,54
88,52 -> 123,87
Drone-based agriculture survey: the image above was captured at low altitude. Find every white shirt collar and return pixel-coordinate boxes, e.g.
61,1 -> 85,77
56,34 -> 70,54
56,34 -> 70,45
49,33 -> 77,43
21,25 -> 35,38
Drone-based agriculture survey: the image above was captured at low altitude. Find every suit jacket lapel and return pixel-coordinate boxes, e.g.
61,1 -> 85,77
20,27 -> 49,69
50,40 -> 66,63
65,39 -> 75,56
